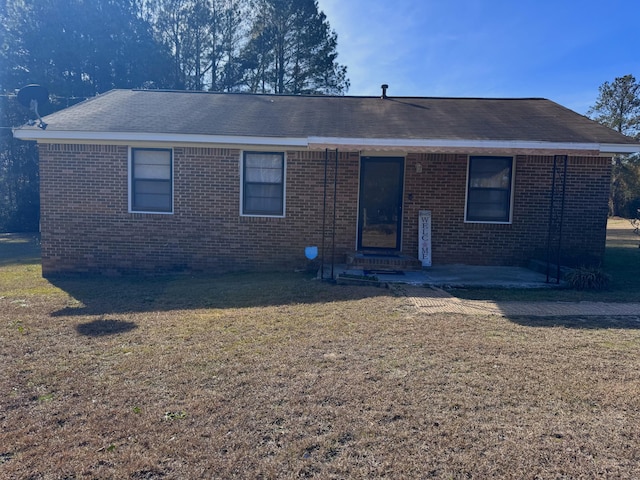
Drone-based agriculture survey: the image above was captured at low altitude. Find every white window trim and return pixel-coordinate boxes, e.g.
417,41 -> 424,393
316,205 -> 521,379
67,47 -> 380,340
128,147 -> 174,214
239,150 -> 287,218
464,155 -> 515,224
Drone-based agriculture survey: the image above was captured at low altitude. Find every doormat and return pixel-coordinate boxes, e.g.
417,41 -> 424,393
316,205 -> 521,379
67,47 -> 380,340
364,270 -> 405,275
359,253 -> 401,258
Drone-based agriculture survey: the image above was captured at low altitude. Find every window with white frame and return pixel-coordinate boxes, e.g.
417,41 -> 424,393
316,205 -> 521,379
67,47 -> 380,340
466,156 -> 513,223
242,152 -> 285,216
130,148 -> 173,213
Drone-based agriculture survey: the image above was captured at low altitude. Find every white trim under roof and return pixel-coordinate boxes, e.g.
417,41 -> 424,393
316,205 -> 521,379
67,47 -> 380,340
12,129 -> 640,154
12,130 -> 308,148
599,143 -> 640,154
307,137 -> 640,155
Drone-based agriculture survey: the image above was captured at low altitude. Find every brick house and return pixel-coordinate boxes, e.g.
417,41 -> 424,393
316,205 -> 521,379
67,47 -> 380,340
13,88 -> 640,276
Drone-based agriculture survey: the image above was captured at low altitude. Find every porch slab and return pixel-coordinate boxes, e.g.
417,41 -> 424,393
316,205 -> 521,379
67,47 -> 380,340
328,264 -> 563,288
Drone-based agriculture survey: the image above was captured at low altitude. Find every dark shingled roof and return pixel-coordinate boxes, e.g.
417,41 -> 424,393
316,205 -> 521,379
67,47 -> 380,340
15,89 -> 639,146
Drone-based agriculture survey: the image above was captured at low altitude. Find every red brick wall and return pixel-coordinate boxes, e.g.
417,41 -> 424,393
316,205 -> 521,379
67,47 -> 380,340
39,145 -> 361,274
38,144 -> 610,274
402,153 -> 611,266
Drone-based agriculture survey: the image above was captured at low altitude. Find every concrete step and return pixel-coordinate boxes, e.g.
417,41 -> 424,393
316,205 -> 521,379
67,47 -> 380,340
346,252 -> 422,271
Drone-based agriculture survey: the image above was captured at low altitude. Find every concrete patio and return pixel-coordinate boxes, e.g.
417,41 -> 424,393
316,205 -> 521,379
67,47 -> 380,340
325,264 -> 564,288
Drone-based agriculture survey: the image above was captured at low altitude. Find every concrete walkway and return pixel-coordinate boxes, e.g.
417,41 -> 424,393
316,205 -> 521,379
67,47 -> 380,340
392,285 -> 640,317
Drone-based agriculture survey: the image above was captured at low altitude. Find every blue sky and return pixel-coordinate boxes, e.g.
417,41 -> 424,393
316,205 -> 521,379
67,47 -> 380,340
316,0 -> 639,114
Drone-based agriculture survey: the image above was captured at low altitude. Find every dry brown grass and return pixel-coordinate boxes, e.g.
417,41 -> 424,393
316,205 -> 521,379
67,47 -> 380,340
2,234 -> 640,478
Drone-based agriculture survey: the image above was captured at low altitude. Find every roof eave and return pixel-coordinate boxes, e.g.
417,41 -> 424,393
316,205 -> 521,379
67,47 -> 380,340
598,143 -> 640,154
13,130 -> 640,155
11,130 -> 309,148
308,137 -> 640,156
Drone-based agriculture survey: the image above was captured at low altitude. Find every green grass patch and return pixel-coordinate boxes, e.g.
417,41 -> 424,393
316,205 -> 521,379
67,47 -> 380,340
0,233 -> 40,266
0,234 -> 62,298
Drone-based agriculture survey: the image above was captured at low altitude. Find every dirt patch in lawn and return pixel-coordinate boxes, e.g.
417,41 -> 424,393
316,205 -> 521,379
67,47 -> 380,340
2,271 -> 640,478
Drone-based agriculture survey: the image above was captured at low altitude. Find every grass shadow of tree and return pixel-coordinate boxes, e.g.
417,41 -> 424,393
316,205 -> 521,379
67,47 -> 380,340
48,272 -> 391,317
75,318 -> 138,337
508,315 -> 640,330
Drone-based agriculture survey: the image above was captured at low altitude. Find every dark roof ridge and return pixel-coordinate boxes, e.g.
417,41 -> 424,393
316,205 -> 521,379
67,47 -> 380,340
127,88 -> 548,102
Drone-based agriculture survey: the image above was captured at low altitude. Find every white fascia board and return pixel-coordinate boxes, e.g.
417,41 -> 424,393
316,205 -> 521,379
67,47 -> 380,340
307,137 -> 598,151
598,143 -> 640,154
309,137 -> 640,154
12,129 -> 309,148
13,129 -> 640,155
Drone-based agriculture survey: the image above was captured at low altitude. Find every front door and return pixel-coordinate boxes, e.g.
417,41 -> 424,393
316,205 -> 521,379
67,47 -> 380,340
357,157 -> 404,251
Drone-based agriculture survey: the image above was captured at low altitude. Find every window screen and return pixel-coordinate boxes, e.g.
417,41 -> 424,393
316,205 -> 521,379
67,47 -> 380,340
131,148 -> 172,213
243,152 -> 284,216
466,156 -> 513,222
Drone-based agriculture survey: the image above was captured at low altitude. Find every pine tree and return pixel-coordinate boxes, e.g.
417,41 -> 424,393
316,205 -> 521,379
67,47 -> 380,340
0,0 -> 173,231
588,74 -> 640,217
588,74 -> 640,137
1,0 -> 349,230
241,0 -> 348,94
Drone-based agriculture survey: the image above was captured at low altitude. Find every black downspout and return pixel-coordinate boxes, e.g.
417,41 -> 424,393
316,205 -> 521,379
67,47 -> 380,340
321,148 -> 328,280
546,155 -> 558,283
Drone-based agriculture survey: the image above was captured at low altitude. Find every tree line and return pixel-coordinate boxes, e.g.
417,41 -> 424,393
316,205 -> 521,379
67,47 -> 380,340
587,74 -> 640,218
0,0 -> 349,231
1,0 -> 348,97
2,1 -> 640,231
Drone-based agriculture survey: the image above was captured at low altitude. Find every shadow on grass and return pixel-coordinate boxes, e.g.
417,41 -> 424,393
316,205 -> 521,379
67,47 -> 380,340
606,228 -> 640,248
76,319 -> 138,336
49,271 -> 391,317
0,233 -> 40,266
508,315 -> 640,330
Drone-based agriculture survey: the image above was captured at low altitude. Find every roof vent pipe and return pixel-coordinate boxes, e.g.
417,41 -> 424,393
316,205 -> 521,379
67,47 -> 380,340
381,84 -> 389,99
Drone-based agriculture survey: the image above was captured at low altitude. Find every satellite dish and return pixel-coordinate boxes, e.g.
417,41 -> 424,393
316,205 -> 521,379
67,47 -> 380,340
17,84 -> 49,107
17,84 -> 49,130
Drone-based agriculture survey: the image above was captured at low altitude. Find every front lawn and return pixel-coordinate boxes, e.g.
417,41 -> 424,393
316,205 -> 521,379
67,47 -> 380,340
1,234 -> 640,478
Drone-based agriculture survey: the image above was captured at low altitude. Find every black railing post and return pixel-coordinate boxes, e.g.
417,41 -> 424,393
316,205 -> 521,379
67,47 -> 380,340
546,155 -> 558,283
556,155 -> 568,284
331,149 -> 339,279
320,148 -> 328,280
